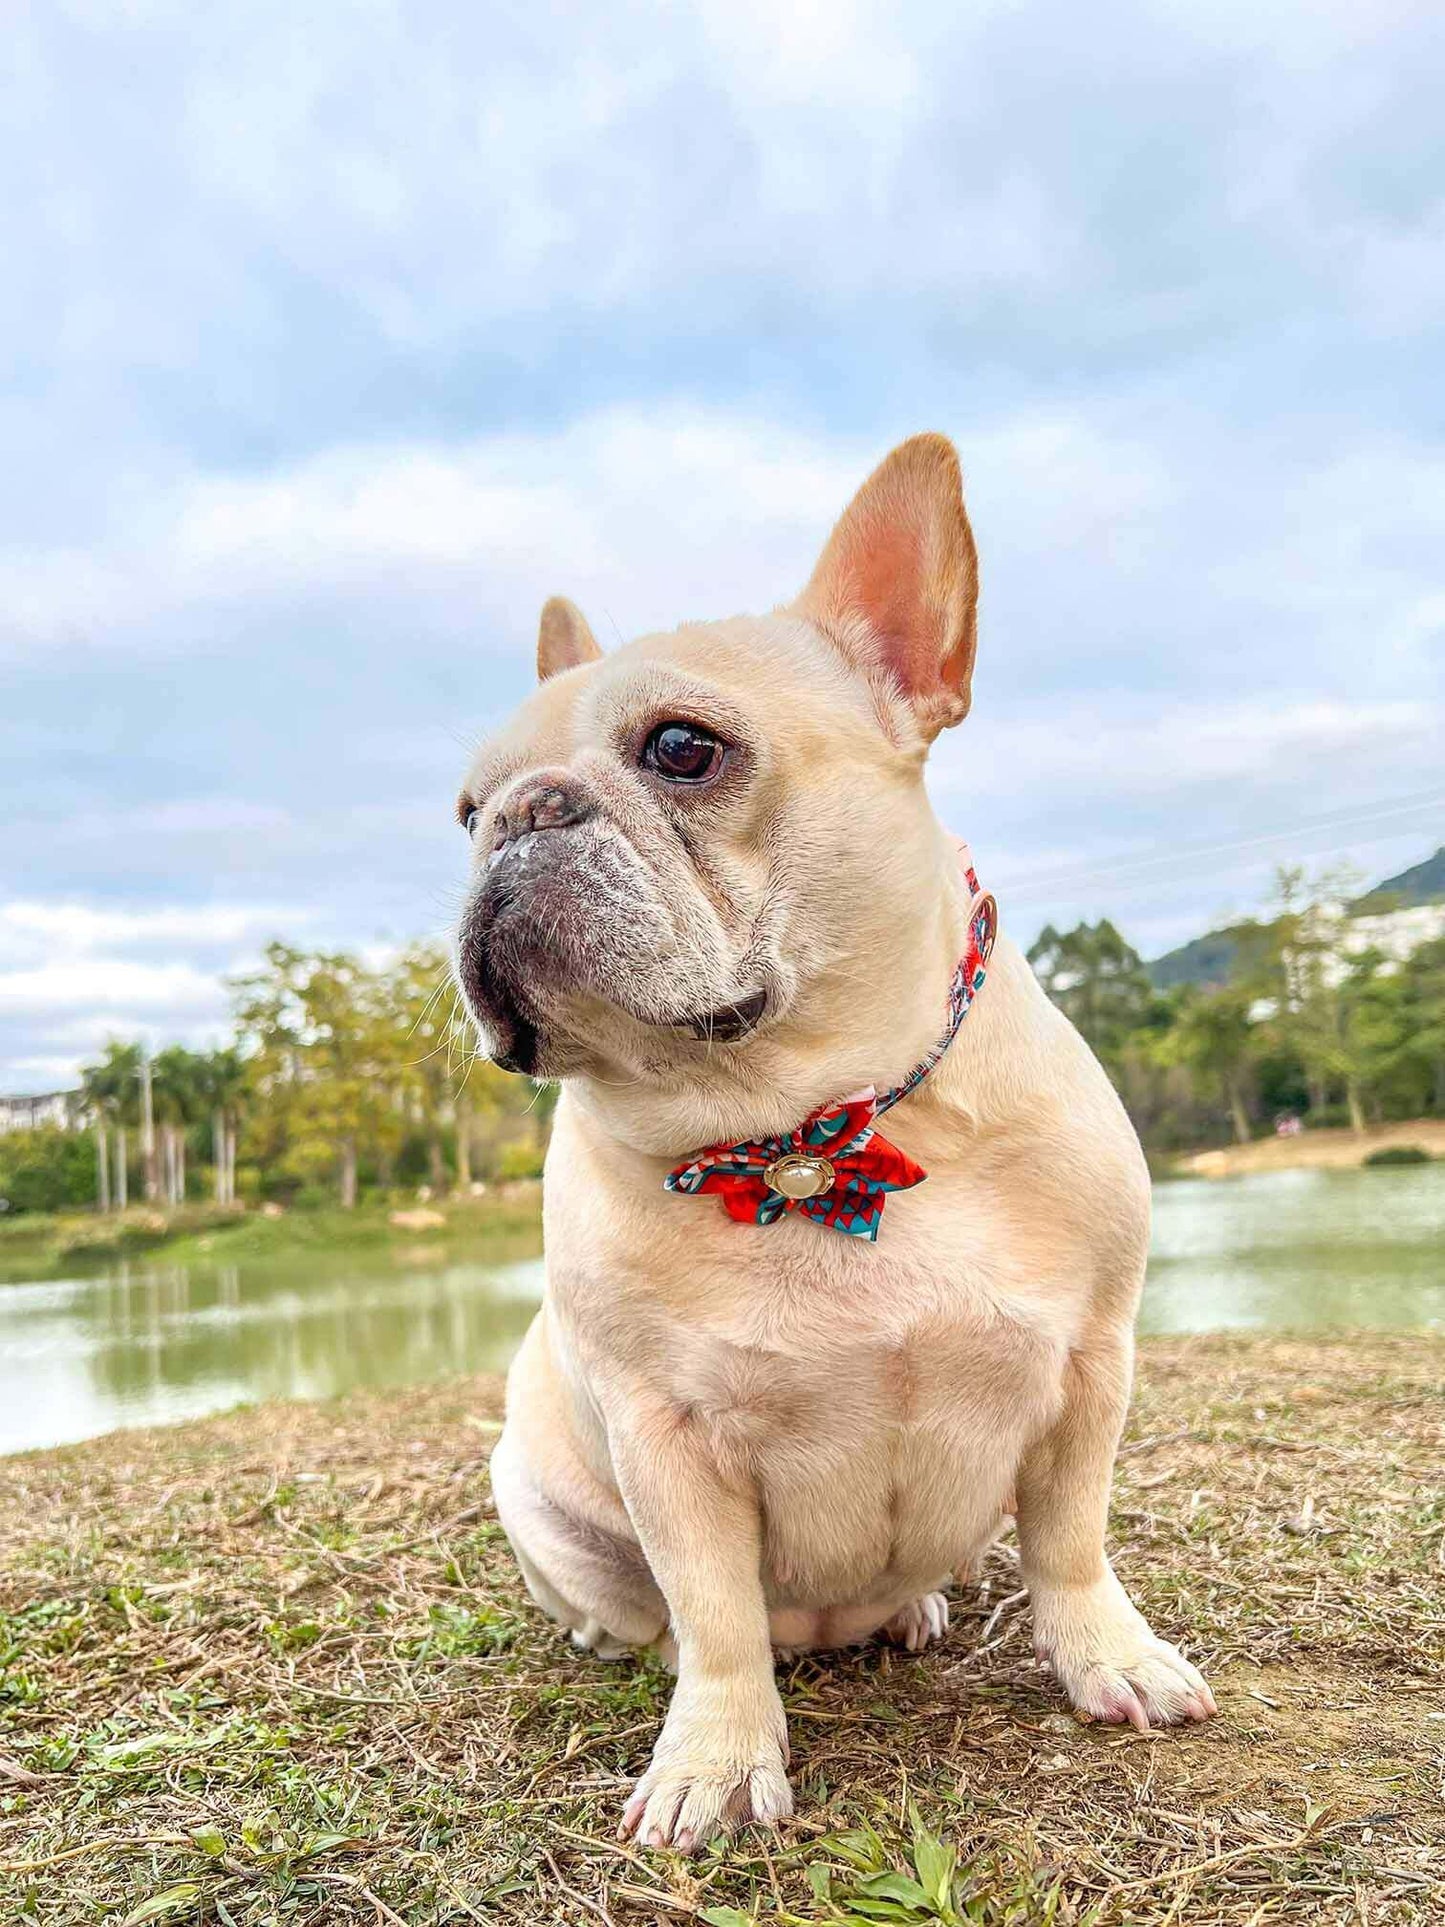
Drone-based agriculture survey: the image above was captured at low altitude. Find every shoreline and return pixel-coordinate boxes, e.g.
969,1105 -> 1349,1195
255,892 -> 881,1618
1173,1118 -> 1445,1179
0,1182 -> 544,1284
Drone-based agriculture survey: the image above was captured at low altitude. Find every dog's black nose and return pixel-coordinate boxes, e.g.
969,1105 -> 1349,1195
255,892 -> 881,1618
493,772 -> 594,851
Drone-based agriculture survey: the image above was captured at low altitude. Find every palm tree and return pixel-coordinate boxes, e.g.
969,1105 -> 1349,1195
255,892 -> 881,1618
80,1043 -> 144,1212
153,1046 -> 208,1207
185,1049 -> 242,1207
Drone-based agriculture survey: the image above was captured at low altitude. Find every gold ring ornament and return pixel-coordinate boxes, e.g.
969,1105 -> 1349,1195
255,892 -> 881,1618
762,1153 -> 836,1201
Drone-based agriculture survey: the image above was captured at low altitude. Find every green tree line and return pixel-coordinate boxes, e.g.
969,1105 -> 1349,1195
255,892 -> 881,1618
1029,866 -> 1445,1151
0,944 -> 550,1215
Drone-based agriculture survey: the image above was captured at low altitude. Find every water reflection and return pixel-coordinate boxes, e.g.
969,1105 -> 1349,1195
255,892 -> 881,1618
0,1165 -> 1441,1455
0,1246 -> 544,1455
1143,1165 -> 1445,1334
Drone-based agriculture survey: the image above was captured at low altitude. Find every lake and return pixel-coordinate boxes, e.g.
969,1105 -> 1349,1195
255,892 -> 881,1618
2,1165 -> 1442,1455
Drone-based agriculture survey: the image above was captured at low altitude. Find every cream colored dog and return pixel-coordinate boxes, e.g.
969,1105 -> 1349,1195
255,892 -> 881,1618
454,435 -> 1215,1854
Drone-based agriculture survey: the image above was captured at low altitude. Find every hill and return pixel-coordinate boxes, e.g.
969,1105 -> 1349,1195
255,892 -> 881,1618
1146,842 -> 1445,989
1146,924 -> 1245,991
1352,843 -> 1445,911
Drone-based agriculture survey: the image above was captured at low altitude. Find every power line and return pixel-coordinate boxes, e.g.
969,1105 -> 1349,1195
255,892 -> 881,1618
997,786 -> 1445,906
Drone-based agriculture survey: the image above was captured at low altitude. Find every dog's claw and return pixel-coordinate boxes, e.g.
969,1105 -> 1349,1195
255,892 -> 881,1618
1034,1581 -> 1216,1733
621,1750 -> 792,1853
882,1591 -> 950,1653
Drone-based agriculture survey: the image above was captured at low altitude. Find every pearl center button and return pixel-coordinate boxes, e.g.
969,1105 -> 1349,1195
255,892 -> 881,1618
763,1153 -> 836,1200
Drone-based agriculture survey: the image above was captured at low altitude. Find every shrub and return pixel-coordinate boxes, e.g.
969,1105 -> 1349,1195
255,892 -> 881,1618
494,1136 -> 545,1181
1363,1145 -> 1432,1167
0,1127 -> 98,1214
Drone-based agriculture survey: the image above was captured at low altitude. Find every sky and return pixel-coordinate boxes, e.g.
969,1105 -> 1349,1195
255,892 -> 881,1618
3,0 -> 1444,1092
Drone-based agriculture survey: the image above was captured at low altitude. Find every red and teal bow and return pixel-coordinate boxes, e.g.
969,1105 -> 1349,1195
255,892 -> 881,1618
664,1086 -> 929,1239
665,850 -> 997,1241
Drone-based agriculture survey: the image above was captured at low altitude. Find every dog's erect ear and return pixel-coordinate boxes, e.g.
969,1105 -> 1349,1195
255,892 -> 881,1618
796,434 -> 978,739
537,596 -> 602,682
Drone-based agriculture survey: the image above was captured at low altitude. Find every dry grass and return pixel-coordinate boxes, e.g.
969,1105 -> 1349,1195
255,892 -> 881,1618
1,1333 -> 1441,1926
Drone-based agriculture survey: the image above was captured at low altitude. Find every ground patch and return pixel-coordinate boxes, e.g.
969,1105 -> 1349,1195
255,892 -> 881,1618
0,1334 -> 1441,1924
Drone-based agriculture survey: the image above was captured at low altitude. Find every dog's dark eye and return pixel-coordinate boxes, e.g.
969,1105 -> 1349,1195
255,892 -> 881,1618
641,722 -> 724,783
463,807 -> 480,836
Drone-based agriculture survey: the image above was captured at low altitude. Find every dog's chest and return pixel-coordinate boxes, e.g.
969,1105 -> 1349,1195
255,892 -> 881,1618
660,1233 -> 1067,1602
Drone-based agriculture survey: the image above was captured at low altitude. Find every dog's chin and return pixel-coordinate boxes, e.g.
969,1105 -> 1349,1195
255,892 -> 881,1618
465,958 -> 770,1079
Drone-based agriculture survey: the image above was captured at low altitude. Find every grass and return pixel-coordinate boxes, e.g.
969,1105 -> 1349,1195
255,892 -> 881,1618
0,1333 -> 1441,1925
0,1187 -> 543,1285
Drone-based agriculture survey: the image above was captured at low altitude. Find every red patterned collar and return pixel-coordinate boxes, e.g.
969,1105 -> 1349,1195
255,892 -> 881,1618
664,847 -> 997,1240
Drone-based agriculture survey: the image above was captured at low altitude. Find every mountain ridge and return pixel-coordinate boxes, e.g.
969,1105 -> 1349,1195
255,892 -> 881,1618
1145,843 -> 1445,990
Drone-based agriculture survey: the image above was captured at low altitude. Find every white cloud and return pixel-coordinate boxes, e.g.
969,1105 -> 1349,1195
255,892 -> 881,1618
936,697 -> 1440,803
0,959 -> 222,1017
0,900 -> 304,958
0,409 -> 865,646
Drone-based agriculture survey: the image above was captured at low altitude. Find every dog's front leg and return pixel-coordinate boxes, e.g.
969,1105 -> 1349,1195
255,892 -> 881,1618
608,1407 -> 790,1852
1016,1341 -> 1217,1731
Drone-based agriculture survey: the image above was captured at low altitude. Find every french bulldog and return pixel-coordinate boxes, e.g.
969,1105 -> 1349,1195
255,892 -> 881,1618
454,434 -> 1215,1853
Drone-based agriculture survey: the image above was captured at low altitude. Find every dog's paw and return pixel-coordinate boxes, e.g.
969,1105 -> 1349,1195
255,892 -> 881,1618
620,1679 -> 791,1854
620,1748 -> 792,1853
1032,1576 -> 1216,1732
881,1590 -> 950,1653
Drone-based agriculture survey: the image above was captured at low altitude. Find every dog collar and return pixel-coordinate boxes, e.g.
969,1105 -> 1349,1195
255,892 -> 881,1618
664,845 -> 997,1241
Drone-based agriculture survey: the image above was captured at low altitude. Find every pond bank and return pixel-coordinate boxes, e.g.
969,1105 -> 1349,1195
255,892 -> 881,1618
1177,1119 -> 1445,1179
0,1184 -> 543,1284
1,1332 -> 1440,1925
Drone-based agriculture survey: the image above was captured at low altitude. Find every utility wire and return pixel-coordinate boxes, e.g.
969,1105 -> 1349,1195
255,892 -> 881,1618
996,786 -> 1445,906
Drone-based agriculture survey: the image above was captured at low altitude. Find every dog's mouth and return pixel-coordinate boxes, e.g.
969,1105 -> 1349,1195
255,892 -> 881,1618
674,987 -> 768,1043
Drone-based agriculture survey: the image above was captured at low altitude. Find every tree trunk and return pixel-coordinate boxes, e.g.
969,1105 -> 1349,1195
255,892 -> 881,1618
96,1119 -> 110,1214
177,1131 -> 186,1203
140,1056 -> 158,1203
340,1137 -> 358,1209
428,1132 -> 446,1195
1346,1078 -> 1366,1137
225,1117 -> 237,1207
455,1107 -> 472,1188
1226,1077 -> 1251,1146
115,1126 -> 128,1211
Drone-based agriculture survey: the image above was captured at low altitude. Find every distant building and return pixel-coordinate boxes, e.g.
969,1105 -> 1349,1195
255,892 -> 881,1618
0,1090 -> 84,1134
1339,901 -> 1445,974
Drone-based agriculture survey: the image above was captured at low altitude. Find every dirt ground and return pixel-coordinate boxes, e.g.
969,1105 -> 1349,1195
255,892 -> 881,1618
1177,1121 -> 1445,1178
0,1333 -> 1441,1926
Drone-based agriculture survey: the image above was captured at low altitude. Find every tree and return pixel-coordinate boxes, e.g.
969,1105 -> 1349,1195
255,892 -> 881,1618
152,1046 -> 206,1207
191,1048 -> 245,1206
1027,920 -> 1160,1068
80,1042 -> 144,1211
1398,936 -> 1445,1114
1159,987 -> 1258,1144
232,944 -> 405,1206
386,945 -> 464,1195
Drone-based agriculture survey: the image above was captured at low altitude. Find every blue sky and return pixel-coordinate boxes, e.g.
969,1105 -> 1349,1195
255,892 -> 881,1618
3,0 -> 1443,1091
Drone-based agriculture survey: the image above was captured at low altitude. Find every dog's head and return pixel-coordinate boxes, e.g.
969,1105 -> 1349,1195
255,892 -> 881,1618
454,435 -> 980,1121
